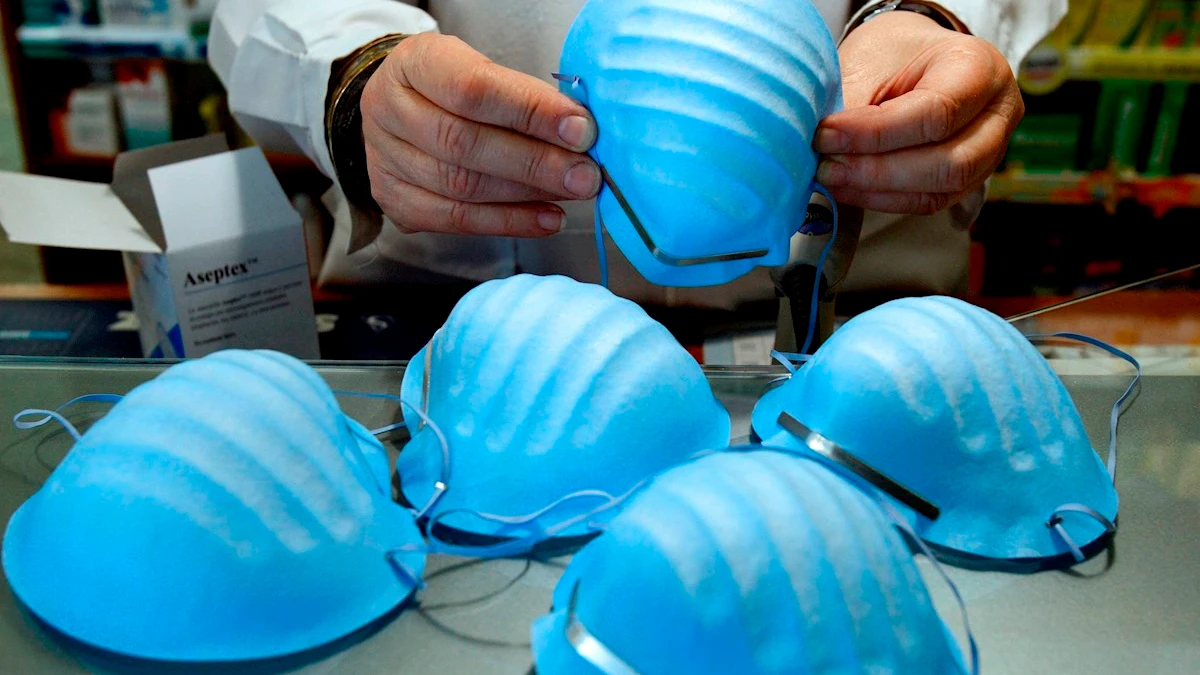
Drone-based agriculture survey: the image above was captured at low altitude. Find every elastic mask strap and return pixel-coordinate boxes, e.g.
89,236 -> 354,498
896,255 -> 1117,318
875,497 -> 981,675
371,421 -> 408,436
425,484 -> 646,559
1025,332 -> 1141,481
1026,333 -> 1138,564
1047,504 -> 1118,564
799,183 -> 839,355
13,394 -> 125,441
384,542 -> 428,591
770,350 -> 810,375
333,390 -> 452,520
552,72 -> 609,290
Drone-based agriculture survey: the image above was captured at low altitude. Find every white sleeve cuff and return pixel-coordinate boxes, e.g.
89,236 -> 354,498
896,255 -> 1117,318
934,0 -> 1067,73
221,0 -> 438,178
844,0 -> 1068,75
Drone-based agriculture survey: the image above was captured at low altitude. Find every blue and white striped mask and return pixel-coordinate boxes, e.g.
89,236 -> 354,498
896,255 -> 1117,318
557,0 -> 843,288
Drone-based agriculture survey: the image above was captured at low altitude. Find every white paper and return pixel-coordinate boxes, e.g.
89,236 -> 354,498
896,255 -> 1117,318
0,171 -> 161,252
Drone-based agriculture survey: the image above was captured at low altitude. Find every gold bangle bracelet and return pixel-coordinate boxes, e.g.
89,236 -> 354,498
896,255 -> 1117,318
325,33 -> 409,212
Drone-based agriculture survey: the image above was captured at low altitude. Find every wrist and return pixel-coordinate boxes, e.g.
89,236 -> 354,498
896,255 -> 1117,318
326,34 -> 408,212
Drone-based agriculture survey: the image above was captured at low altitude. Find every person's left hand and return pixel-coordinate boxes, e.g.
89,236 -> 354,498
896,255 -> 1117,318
814,10 -> 1024,215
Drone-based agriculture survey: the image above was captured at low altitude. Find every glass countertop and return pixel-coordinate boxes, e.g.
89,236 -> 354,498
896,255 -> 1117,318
1,356 -> 1198,674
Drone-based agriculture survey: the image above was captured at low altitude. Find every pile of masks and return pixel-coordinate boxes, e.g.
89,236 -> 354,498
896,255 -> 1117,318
3,273 -> 1134,675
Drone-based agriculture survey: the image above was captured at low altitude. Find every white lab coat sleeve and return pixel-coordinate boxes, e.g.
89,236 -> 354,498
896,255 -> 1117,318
934,0 -> 1067,73
847,1 -> 1067,75
207,0 -> 438,179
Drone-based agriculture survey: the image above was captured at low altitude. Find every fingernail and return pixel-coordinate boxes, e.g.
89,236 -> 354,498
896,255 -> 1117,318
816,158 -> 849,186
559,115 -> 597,151
815,128 -> 849,154
539,210 -> 566,233
564,162 -> 601,198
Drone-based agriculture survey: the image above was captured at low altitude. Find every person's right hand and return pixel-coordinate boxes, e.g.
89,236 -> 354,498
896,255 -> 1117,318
360,33 -> 601,238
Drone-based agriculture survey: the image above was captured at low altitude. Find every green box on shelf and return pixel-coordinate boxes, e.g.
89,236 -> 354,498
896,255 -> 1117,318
1006,114 -> 1081,171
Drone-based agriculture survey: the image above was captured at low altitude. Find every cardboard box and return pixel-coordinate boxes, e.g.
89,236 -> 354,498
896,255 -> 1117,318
0,136 -> 320,359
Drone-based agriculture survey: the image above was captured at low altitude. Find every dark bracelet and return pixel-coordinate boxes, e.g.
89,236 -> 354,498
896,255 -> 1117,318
326,34 -> 409,213
855,1 -> 965,34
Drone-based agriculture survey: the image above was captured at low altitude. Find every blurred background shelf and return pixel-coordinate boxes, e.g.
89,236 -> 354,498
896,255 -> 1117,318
16,23 -> 205,61
989,170 -> 1200,216
1069,45 -> 1200,80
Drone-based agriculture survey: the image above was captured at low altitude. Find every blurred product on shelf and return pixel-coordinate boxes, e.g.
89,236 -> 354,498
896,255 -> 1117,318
1146,82 -> 1188,175
51,84 -> 119,158
1081,0 -> 1156,47
114,59 -> 170,148
98,0 -> 184,28
1096,80 -> 1152,173
999,0 -> 1200,217
20,0 -> 96,26
1134,0 -> 1192,48
1006,114 -> 1081,171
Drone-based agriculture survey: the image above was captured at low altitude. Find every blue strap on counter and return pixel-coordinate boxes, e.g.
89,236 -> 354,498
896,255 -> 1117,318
1026,332 -> 1141,481
333,389 -> 452,520
801,183 -> 839,355
1026,332 -> 1140,563
1048,504 -> 1118,564
13,394 -> 125,441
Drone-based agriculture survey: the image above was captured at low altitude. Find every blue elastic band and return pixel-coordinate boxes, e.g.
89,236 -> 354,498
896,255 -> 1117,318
371,421 -> 408,436
802,184 -> 839,355
333,390 -> 453,520
13,394 -> 125,441
385,543 -> 429,590
1026,332 -> 1139,565
1025,332 -> 1141,481
550,72 -> 609,290
1047,504 -> 1118,564
875,497 -> 981,675
425,482 -> 647,559
770,350 -> 811,375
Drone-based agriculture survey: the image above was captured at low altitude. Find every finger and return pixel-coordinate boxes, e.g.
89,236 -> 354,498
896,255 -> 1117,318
826,187 -> 974,216
367,130 -> 564,204
364,88 -> 601,200
368,168 -> 567,238
816,46 -> 1007,154
395,34 -> 597,152
816,98 -> 1014,194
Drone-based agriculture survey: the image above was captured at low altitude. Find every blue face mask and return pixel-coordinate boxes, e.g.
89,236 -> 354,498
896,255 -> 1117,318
556,0 -> 844,288
532,449 -> 974,675
752,296 -> 1141,572
396,274 -> 732,557
4,350 -> 426,662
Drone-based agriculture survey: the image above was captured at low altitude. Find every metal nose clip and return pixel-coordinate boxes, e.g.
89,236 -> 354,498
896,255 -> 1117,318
598,165 -> 772,268
565,582 -> 642,675
777,412 -> 941,522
